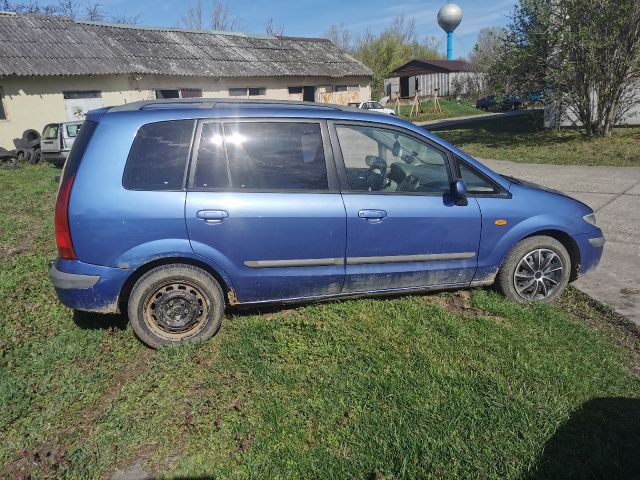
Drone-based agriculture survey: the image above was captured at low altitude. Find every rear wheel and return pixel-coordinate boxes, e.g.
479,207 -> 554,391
127,264 -> 224,348
496,236 -> 571,304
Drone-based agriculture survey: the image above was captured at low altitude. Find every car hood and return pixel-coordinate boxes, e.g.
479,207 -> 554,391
502,174 -> 590,207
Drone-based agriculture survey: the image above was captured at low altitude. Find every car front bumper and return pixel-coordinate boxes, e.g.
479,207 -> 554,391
49,259 -> 131,313
574,230 -> 605,277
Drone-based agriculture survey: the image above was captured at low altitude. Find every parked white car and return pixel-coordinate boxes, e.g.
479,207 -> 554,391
348,101 -> 396,116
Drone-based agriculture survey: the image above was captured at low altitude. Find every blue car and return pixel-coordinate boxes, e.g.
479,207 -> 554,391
50,99 -> 605,348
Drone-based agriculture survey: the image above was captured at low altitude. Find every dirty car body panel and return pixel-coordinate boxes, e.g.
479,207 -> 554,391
49,99 -> 605,315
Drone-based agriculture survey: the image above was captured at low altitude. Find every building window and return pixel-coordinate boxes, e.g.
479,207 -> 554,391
0,87 -> 6,120
288,86 -> 303,94
63,90 -> 102,99
155,89 -> 203,99
156,90 -> 179,99
180,88 -> 202,98
228,87 -> 266,97
335,85 -> 359,92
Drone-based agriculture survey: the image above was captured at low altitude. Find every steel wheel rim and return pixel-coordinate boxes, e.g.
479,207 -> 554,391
513,248 -> 564,301
143,280 -> 210,340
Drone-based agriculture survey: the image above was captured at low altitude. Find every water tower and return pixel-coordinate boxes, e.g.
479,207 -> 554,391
437,2 -> 463,60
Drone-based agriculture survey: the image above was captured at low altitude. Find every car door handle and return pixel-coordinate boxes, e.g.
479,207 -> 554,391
358,209 -> 387,222
196,210 -> 228,223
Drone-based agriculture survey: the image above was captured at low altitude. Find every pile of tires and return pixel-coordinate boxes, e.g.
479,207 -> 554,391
14,129 -> 42,164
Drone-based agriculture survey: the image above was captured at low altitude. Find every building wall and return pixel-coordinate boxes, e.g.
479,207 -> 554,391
544,81 -> 640,128
384,72 -> 477,99
0,74 -> 371,149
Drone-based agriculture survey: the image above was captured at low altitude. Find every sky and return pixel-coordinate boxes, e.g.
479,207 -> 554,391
44,0 -> 515,58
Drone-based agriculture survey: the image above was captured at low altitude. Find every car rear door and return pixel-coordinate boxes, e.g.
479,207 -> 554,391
185,119 -> 346,303
329,121 -> 482,293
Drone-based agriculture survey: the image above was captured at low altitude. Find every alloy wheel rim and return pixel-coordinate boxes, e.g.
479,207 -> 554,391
513,248 -> 564,301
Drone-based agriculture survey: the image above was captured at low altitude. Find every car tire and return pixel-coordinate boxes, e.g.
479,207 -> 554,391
29,149 -> 42,164
127,264 -> 225,349
16,148 -> 31,162
496,235 -> 571,304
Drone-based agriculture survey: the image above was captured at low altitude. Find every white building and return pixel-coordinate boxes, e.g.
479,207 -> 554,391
0,12 -> 373,148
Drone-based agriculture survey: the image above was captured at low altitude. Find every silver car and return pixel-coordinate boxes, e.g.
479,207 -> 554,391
41,121 -> 83,167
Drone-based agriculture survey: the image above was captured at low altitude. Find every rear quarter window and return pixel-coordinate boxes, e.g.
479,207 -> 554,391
61,120 -> 97,182
123,120 -> 195,191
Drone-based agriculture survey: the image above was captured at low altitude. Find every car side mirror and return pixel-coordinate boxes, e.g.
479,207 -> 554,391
452,178 -> 468,206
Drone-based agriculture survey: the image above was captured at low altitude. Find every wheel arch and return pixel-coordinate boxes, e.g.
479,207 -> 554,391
118,256 -> 234,312
522,229 -> 581,281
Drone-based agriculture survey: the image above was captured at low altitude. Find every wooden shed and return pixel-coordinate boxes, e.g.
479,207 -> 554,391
384,59 -> 474,98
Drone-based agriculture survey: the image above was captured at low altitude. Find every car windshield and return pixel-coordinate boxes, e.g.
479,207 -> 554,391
43,124 -> 59,139
370,102 -> 383,109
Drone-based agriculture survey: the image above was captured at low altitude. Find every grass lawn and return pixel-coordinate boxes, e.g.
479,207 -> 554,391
434,110 -> 640,167
2,164 -> 640,479
398,98 -> 483,123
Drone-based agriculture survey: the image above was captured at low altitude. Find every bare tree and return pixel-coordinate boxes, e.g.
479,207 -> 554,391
265,17 -> 283,36
110,11 -> 140,25
84,2 -> 105,21
180,0 -> 203,30
211,0 -> 238,31
453,26 -> 505,99
325,23 -> 352,52
3,0 -> 136,22
388,15 -> 417,45
179,0 -> 239,32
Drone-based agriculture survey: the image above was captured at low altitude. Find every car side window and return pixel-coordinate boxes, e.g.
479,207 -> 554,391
335,124 -> 451,193
193,123 -> 228,189
223,122 -> 328,191
123,120 -> 195,191
458,160 -> 499,194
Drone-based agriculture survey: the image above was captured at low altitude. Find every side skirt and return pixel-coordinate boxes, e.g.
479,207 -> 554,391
232,281 -> 476,309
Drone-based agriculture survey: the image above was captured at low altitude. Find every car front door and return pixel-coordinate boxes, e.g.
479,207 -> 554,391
330,122 -> 482,293
185,119 -> 346,303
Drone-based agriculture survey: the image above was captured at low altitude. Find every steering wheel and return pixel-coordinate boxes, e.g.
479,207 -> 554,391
397,174 -> 420,192
365,159 -> 390,191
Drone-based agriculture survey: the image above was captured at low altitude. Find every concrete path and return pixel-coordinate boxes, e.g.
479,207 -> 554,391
480,159 -> 640,325
416,109 -> 537,129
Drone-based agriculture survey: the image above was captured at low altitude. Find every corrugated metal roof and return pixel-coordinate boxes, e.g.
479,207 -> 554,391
0,13 -> 373,78
390,59 -> 473,76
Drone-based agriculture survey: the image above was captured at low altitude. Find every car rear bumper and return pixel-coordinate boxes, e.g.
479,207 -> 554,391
49,259 -> 130,313
42,151 -> 69,164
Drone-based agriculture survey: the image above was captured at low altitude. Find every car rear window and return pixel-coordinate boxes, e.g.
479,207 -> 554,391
222,122 -> 328,191
43,124 -> 59,140
123,120 -> 195,191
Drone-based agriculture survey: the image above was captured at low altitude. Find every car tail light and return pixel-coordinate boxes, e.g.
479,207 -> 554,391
55,173 -> 76,260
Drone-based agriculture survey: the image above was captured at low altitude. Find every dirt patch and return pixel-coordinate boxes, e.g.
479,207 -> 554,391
0,223 -> 41,260
1,349 -> 155,479
419,290 -> 505,323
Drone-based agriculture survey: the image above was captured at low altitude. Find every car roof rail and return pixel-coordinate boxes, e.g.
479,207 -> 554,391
108,98 -> 350,113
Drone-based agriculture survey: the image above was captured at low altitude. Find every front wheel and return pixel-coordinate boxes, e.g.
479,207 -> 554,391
496,236 -> 571,304
128,264 -> 225,348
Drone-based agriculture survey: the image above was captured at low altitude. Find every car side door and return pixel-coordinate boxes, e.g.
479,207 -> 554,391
329,121 -> 482,293
185,119 -> 346,303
